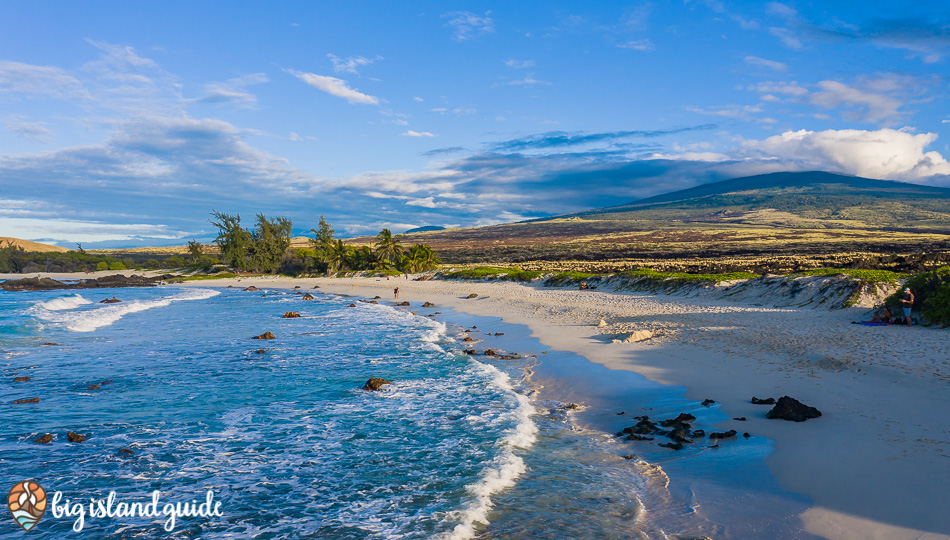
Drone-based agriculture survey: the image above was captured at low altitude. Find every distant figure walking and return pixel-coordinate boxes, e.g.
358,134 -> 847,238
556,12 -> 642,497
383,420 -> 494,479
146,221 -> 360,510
394,287 -> 399,300
901,288 -> 914,326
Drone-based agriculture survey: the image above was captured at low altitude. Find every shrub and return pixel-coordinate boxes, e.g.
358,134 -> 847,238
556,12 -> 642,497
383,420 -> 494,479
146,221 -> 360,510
96,262 -> 109,271
108,261 -> 126,270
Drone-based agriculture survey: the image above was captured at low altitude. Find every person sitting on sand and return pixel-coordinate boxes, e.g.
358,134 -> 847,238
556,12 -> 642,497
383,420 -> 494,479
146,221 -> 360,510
579,282 -> 589,290
860,306 -> 892,324
901,288 -> 914,326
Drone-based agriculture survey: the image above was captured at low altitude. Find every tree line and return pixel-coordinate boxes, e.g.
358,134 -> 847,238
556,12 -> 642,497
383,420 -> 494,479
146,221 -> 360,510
209,211 -> 440,275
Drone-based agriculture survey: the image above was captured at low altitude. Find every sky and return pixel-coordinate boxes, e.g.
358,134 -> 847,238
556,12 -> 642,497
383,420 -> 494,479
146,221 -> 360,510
1,1 -> 950,247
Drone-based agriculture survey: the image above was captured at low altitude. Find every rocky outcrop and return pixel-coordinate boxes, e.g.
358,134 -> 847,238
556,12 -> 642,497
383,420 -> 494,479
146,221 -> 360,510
302,293 -> 315,300
395,301 -> 410,306
282,312 -> 301,318
252,331 -> 276,340
422,302 -> 435,307
14,376 -> 30,382
12,398 -> 40,404
710,430 -> 738,439
1,274 -> 172,291
243,286 -> 260,291
465,293 -> 478,299
66,431 -> 86,443
33,434 -> 52,444
99,296 -> 122,304
765,396 -> 822,422
362,378 -> 391,391
751,396 -> 776,405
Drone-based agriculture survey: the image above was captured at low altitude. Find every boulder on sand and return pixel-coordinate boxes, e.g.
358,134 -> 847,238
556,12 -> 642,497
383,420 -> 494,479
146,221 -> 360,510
612,330 -> 653,343
362,378 -> 391,391
765,396 -> 822,422
252,331 -> 276,340
465,293 -> 478,299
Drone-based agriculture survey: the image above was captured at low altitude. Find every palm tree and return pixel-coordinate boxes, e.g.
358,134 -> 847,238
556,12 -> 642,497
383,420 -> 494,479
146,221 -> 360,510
327,239 -> 349,272
375,229 -> 404,263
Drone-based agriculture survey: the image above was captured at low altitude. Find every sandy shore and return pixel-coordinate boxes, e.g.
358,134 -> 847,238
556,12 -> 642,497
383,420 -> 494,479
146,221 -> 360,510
4,271 -> 948,539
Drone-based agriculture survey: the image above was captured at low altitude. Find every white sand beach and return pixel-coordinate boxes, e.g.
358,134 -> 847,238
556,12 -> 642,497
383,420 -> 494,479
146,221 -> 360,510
4,271 -> 948,539
195,274 -> 948,540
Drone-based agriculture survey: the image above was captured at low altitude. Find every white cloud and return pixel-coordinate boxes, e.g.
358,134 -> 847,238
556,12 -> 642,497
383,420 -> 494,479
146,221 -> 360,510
6,116 -> 54,142
504,59 -> 535,69
413,96 -> 424,102
403,130 -> 435,138
0,60 -> 88,99
284,69 -> 379,105
742,128 -> 950,179
810,80 -> 902,124
618,39 -> 655,52
749,81 -> 808,96
506,73 -> 550,86
769,27 -> 802,49
0,216 -> 186,244
744,55 -> 787,71
431,106 -> 476,115
443,11 -> 494,41
327,54 -> 382,74
198,73 -> 268,108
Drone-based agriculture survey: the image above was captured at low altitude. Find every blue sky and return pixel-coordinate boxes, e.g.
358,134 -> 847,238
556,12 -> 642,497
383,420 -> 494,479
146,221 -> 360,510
1,1 -> 949,247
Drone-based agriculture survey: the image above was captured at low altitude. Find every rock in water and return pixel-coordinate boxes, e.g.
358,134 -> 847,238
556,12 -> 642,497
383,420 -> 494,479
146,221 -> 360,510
396,301 -> 410,306
422,302 -> 435,307
302,293 -> 315,300
14,376 -> 30,382
66,431 -> 86,443
99,296 -> 122,303
252,331 -> 276,340
34,434 -> 52,444
243,286 -> 260,291
12,397 -> 40,404
765,396 -> 822,422
362,378 -> 391,391
751,396 -> 776,405
282,312 -> 301,318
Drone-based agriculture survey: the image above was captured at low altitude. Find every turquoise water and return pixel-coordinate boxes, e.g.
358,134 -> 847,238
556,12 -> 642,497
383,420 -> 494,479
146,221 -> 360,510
1,286 -> 544,538
0,283 -> 813,539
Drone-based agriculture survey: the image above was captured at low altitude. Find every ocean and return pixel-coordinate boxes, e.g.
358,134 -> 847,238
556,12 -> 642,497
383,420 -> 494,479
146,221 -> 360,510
1,283 -> 810,539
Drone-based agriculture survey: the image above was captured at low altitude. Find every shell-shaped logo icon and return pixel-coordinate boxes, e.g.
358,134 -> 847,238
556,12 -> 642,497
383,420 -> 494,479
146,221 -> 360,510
8,481 -> 47,532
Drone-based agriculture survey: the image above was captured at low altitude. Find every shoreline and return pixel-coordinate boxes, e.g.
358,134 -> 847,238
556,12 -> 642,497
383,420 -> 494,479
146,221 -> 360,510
4,272 -> 949,539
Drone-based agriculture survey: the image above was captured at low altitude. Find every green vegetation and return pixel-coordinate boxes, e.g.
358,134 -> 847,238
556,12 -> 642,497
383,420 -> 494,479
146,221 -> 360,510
443,266 -> 543,282
303,224 -> 440,276
544,271 -> 599,286
885,266 -> 950,326
621,268 -> 761,283
792,268 -> 907,284
178,273 -> 249,281
209,211 -> 292,273
0,243 -> 183,273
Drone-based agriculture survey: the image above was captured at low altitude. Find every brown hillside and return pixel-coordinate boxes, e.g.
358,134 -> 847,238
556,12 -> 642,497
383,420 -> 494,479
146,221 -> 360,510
0,237 -> 69,253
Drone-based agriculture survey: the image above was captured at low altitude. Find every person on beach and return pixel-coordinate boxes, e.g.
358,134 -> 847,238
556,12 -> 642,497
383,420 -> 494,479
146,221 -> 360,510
394,287 -> 399,300
857,306 -> 892,324
901,288 -> 914,326
579,282 -> 589,290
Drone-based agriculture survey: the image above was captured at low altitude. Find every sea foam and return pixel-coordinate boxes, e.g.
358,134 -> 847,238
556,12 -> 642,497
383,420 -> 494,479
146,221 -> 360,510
30,288 -> 219,332
34,294 -> 92,311
439,361 -> 538,540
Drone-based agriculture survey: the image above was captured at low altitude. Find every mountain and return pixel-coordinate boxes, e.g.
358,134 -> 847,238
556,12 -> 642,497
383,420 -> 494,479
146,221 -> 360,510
403,225 -> 445,234
0,237 -> 69,253
403,171 -> 950,273
568,171 -> 950,231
